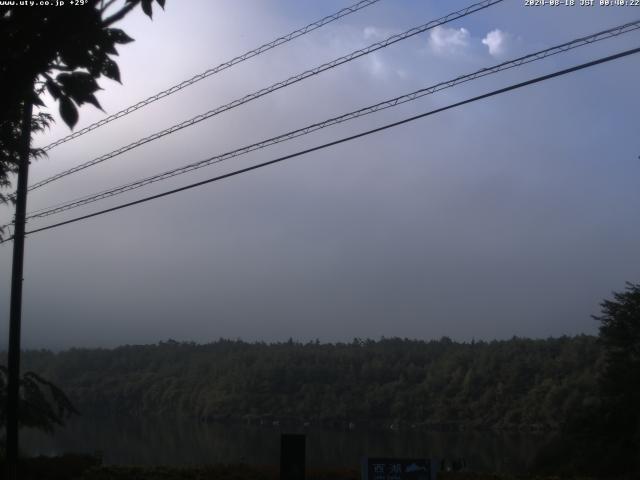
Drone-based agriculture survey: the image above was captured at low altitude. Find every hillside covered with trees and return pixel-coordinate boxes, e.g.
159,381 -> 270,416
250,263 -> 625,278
17,336 -> 601,431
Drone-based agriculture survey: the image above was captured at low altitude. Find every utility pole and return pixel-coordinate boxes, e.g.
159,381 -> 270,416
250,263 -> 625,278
6,91 -> 34,480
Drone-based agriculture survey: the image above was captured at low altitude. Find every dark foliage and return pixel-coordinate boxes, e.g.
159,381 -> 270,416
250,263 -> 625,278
0,0 -> 165,230
18,336 -> 602,431
0,453 -> 101,480
535,283 -> 640,477
0,366 -> 78,434
590,282 -> 640,474
594,282 -> 640,433
0,110 -> 51,210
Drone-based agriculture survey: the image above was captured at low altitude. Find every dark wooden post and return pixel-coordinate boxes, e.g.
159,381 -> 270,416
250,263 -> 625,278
280,433 -> 306,480
6,90 -> 33,480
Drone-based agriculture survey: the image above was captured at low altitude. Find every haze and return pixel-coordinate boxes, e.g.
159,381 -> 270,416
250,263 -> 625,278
1,0 -> 639,350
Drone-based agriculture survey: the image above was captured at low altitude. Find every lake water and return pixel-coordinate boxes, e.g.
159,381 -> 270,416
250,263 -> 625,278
21,416 -> 551,473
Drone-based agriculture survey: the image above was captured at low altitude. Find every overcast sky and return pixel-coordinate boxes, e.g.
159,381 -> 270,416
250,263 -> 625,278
1,0 -> 639,350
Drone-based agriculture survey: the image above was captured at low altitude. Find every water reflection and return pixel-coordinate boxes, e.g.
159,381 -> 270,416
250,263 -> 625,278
22,416 -> 550,472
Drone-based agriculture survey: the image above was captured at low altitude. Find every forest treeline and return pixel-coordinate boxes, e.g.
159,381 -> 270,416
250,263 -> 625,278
14,336 -> 602,431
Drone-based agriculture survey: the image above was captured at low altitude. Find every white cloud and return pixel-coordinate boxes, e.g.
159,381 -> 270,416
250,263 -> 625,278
428,26 -> 470,55
367,53 -> 386,77
482,29 -> 511,57
363,26 -> 391,41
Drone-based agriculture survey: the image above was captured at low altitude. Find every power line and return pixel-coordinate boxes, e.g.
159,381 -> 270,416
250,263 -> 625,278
27,0 -> 504,192
24,19 -> 640,220
40,0 -> 384,152
10,46 -> 638,242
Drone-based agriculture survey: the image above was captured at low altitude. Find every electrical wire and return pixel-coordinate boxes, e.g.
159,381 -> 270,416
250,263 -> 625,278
4,45 -> 635,243
27,0 -> 504,192
24,19 -> 640,220
40,0 -> 384,152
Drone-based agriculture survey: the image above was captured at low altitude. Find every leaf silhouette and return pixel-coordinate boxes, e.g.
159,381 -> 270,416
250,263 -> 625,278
141,0 -> 153,18
102,57 -> 121,83
107,28 -> 135,45
59,96 -> 78,129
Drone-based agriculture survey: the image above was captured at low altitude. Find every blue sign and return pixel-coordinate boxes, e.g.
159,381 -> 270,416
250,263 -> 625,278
361,458 -> 433,480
